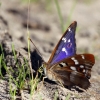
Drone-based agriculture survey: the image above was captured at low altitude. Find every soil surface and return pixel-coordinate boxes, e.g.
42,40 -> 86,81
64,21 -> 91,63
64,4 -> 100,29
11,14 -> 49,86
0,0 -> 100,100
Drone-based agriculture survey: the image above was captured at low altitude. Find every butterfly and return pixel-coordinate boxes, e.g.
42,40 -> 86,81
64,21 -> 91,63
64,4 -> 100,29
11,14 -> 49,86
42,21 -> 95,89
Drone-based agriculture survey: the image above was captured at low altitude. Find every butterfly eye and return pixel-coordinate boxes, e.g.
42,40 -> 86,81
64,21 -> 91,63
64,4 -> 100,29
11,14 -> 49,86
67,43 -> 72,48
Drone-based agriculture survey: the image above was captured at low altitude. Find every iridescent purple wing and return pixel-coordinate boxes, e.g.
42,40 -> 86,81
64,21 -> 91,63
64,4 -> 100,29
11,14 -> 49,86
48,21 -> 77,66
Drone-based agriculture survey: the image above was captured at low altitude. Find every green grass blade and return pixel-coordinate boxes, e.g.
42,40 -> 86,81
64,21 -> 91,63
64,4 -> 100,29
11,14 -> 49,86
54,0 -> 64,32
65,0 -> 77,30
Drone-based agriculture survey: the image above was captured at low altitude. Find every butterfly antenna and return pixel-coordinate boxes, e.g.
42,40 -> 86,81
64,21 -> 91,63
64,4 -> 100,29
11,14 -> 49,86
29,38 -> 45,62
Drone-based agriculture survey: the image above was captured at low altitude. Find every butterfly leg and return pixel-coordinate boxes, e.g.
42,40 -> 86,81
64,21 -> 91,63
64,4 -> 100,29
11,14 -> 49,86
42,76 -> 48,85
37,76 -> 47,91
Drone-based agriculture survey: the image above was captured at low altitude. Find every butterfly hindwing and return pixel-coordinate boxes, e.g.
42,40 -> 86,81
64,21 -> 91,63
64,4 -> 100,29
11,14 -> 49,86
53,68 -> 90,89
48,21 -> 77,66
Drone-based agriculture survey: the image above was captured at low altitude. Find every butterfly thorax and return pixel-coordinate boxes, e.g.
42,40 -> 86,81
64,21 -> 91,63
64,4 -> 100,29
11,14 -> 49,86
43,62 -> 59,82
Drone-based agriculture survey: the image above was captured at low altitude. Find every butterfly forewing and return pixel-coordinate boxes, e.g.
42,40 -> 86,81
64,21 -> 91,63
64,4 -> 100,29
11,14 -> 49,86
48,21 -> 77,66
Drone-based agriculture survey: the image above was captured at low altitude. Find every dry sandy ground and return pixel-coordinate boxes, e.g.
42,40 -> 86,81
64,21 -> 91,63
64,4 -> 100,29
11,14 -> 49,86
0,0 -> 100,100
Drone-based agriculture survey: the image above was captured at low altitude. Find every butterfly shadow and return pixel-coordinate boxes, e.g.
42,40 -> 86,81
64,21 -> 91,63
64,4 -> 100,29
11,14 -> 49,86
64,85 -> 86,93
30,50 -> 43,71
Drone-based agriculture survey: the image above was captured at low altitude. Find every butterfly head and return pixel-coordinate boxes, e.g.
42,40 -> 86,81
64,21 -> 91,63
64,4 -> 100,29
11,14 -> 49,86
42,62 -> 47,75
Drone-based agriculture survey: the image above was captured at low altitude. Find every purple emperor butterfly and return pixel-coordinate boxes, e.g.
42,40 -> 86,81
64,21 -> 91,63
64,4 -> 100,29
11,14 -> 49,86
42,21 -> 95,89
